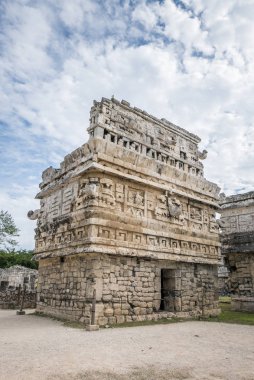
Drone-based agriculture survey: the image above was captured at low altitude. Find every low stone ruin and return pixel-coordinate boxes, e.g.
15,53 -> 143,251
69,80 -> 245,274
0,265 -> 38,309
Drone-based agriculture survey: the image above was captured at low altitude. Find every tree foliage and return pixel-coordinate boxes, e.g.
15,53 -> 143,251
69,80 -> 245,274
0,249 -> 38,269
0,210 -> 20,250
0,210 -> 37,269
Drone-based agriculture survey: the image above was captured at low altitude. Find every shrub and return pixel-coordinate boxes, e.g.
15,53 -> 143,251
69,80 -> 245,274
0,249 -> 38,269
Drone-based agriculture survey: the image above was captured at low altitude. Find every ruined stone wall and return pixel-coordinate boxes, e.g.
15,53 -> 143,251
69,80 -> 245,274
37,254 -> 219,325
0,289 -> 36,309
225,252 -> 254,296
0,266 -> 38,309
220,191 -> 254,299
0,265 -> 38,292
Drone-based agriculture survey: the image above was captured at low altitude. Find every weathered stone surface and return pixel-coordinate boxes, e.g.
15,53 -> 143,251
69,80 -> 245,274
29,97 -> 221,324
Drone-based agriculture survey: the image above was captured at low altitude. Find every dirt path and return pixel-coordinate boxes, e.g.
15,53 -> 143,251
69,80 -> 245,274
0,310 -> 254,380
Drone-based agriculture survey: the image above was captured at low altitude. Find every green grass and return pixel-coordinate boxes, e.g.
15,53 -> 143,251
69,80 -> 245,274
212,302 -> 254,325
63,321 -> 85,329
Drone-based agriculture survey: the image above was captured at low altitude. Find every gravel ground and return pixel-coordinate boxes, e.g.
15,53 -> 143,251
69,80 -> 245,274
0,309 -> 254,380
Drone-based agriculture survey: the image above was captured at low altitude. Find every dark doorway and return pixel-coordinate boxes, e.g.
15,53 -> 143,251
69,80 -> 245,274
0,281 -> 8,291
160,269 -> 179,312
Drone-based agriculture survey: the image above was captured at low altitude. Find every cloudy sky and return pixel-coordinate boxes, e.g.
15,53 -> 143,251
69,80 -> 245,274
1,0 -> 254,249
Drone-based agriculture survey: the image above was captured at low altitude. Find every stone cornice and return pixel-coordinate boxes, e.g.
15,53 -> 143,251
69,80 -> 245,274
34,244 -> 219,265
36,158 -> 219,209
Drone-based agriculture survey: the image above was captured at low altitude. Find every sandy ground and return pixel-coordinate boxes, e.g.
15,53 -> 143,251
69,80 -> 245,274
0,310 -> 254,380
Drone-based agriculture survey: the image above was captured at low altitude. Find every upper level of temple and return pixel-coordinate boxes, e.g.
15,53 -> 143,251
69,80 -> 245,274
29,98 -> 221,263
88,97 -> 205,176
38,97 -> 220,206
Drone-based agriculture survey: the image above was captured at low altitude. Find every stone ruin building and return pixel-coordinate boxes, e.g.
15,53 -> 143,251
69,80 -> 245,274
220,191 -> 254,311
0,266 -> 38,309
0,265 -> 37,291
28,97 -> 221,325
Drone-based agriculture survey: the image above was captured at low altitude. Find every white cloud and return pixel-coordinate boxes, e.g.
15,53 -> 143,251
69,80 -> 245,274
58,0 -> 97,30
1,2 -> 54,78
132,2 -> 158,30
0,0 -> 254,248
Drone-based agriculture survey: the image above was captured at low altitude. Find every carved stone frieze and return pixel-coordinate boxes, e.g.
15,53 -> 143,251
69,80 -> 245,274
75,177 -> 116,210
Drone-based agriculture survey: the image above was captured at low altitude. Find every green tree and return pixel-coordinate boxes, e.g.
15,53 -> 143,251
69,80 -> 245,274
0,249 -> 38,269
0,210 -> 20,251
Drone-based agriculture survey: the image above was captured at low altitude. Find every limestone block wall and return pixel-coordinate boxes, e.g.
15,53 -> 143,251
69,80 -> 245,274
98,256 -> 219,325
37,254 -> 219,325
37,255 -> 90,322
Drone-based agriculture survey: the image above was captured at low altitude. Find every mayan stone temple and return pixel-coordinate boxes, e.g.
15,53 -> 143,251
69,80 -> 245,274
28,97 -> 221,325
220,192 -> 254,312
